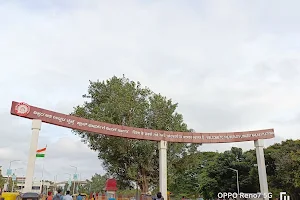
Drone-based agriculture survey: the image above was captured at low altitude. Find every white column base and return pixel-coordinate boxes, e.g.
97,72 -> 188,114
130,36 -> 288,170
254,139 -> 269,200
23,119 -> 42,193
159,141 -> 167,200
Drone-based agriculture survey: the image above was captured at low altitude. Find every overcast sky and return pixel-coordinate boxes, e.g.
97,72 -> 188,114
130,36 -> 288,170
0,0 -> 299,182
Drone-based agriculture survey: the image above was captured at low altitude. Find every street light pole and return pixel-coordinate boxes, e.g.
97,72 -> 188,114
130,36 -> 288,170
6,160 -> 20,191
9,160 -> 20,170
65,173 -> 72,193
12,168 -> 23,192
54,175 -> 56,192
136,168 -> 139,200
54,174 -> 59,193
228,168 -> 239,194
70,166 -> 78,195
236,170 -> 239,194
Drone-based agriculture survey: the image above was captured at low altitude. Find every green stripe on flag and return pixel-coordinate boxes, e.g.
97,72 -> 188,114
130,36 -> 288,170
36,154 -> 45,158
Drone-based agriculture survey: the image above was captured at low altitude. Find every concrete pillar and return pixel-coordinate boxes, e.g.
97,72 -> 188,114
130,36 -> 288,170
158,141 -> 167,200
254,139 -> 269,200
24,119 -> 42,192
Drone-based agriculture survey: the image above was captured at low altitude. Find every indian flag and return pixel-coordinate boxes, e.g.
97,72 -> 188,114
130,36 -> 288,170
36,147 -> 47,158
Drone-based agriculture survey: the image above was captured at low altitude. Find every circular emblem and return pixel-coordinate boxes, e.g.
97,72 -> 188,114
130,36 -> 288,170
15,102 -> 30,116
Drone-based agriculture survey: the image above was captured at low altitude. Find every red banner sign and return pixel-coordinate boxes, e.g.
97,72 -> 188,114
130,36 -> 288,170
10,101 -> 275,143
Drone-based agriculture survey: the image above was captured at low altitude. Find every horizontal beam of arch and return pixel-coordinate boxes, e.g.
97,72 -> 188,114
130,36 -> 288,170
11,101 -> 275,143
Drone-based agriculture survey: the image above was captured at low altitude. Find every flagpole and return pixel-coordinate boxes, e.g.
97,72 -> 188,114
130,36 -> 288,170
40,145 -> 47,195
40,164 -> 44,194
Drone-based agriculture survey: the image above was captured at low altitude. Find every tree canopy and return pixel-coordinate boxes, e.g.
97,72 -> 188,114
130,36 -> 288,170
71,75 -> 300,199
72,75 -> 199,192
168,140 -> 300,200
78,173 -> 107,194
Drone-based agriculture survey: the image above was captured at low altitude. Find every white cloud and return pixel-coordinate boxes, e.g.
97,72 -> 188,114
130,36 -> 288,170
1,0 -> 300,181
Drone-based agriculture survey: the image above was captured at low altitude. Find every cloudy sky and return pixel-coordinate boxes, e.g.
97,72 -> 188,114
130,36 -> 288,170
0,0 -> 299,182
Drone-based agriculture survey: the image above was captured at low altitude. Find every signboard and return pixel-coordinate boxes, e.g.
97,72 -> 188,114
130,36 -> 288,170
10,101 -> 275,143
12,174 -> 16,181
73,174 -> 78,180
6,169 -> 12,176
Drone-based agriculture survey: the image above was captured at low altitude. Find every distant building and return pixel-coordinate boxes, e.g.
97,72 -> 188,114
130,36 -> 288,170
2,175 -> 87,194
3,176 -> 51,193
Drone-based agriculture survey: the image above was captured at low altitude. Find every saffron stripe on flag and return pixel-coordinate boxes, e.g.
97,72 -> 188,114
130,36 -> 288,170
37,148 -> 46,153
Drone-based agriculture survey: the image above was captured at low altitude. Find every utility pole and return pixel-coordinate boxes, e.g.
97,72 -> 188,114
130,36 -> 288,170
228,168 -> 239,194
70,166 -> 78,195
136,168 -> 139,200
6,160 -> 20,191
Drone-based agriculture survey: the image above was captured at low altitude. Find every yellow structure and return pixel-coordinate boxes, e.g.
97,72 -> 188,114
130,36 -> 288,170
167,191 -> 171,200
1,192 -> 21,200
72,193 -> 88,200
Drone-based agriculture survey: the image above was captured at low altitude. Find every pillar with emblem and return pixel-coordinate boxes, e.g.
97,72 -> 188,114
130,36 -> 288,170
23,119 -> 42,192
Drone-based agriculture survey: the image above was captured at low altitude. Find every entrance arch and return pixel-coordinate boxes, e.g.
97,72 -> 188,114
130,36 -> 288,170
11,101 -> 275,199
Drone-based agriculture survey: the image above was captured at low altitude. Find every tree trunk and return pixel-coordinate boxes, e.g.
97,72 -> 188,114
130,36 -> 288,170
139,169 -> 149,193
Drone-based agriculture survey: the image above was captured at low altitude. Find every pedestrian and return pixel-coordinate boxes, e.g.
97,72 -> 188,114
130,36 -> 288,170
46,192 -> 53,200
154,192 -> 164,200
53,189 -> 63,200
93,192 -> 96,200
63,191 -> 73,200
145,192 -> 152,200
77,193 -> 83,200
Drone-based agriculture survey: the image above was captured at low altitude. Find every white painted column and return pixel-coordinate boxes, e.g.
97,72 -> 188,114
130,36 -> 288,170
158,141 -> 167,200
254,139 -> 269,200
24,119 -> 42,193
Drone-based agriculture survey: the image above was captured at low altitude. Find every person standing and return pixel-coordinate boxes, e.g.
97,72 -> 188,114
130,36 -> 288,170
92,192 -> 96,200
63,191 -> 73,200
46,192 -> 53,200
154,192 -> 164,200
53,189 -> 63,200
77,193 -> 83,200
145,192 -> 152,200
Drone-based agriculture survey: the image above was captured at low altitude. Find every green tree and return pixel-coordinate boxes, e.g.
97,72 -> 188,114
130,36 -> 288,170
63,183 -> 70,194
0,167 -> 5,189
264,140 -> 300,199
63,182 -> 79,195
169,147 -> 258,199
169,151 -> 218,199
5,177 -> 17,192
164,139 -> 300,199
200,147 -> 259,198
79,174 -> 107,194
72,75 -> 199,192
